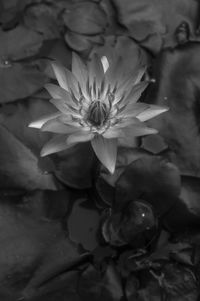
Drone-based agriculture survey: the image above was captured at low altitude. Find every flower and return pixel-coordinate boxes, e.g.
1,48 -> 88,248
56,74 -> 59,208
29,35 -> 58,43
29,53 -> 168,173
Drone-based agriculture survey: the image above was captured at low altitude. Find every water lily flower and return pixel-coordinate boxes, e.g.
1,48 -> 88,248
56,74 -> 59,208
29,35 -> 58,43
29,53 -> 168,173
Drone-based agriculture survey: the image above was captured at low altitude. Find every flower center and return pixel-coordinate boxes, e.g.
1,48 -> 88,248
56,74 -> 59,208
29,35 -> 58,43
87,100 -> 108,127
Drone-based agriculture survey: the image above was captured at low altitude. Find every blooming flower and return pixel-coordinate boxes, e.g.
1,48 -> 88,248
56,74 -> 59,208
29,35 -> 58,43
29,53 -> 168,173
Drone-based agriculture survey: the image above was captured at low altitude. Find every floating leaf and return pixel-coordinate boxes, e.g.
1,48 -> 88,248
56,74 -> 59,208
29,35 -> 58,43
68,198 -> 100,251
113,0 -> 199,52
164,176 -> 200,231
63,2 -> 107,35
78,263 -> 123,301
0,62 -> 46,103
116,156 -> 181,215
0,190 -> 84,300
0,26 -> 43,60
53,142 -> 96,189
0,124 -> 58,190
147,44 -> 200,177
24,2 -> 60,39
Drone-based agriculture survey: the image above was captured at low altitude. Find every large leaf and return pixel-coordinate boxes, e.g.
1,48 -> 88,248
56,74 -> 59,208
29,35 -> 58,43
0,124 -> 58,190
0,97 -> 60,189
113,0 -> 199,52
146,44 -> 200,177
53,142 -> 96,189
0,26 -> 46,102
0,26 -> 43,60
0,190 -> 86,300
24,2 -> 60,39
116,156 -> 181,215
68,198 -> 100,251
62,2 -> 107,35
164,176 -> 200,231
78,263 -> 123,301
0,62 -> 46,103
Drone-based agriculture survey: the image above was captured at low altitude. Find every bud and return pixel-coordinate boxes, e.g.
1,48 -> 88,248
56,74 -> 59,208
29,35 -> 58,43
102,200 -> 157,247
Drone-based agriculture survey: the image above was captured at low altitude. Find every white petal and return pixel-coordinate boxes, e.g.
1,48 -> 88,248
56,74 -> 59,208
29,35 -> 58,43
41,135 -> 73,156
45,83 -> 77,108
136,105 -> 169,122
91,135 -> 117,174
103,129 -> 123,139
50,98 -> 80,117
122,125 -> 158,137
51,62 -> 79,98
72,52 -> 88,96
88,53 -> 104,88
134,67 -> 146,84
41,119 -> 81,134
117,103 -> 149,118
101,56 -> 109,73
67,131 -> 94,144
117,81 -> 149,107
51,62 -> 69,91
28,113 -> 60,129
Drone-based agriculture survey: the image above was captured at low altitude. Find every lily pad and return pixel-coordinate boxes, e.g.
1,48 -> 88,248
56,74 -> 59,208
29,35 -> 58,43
0,124 -> 58,190
78,263 -> 123,301
68,198 -> 100,251
0,26 -> 43,60
62,2 -> 107,35
113,0 -> 198,52
0,190 -> 84,300
0,25 -> 47,102
163,176 -> 200,231
53,142 -> 96,189
0,62 -> 46,103
116,156 -> 181,215
147,44 -> 200,177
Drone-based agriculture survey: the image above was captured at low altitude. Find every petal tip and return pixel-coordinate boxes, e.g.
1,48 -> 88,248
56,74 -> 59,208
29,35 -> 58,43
40,149 -> 48,157
101,56 -> 109,73
108,164 -> 115,174
28,121 -> 42,129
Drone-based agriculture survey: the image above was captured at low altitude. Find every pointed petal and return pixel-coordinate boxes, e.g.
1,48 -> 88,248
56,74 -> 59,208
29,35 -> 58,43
103,128 -> 123,139
122,124 -> 158,138
117,81 -> 149,107
51,62 -> 79,98
72,52 -> 88,96
134,67 -> 146,84
41,118 -> 81,134
45,83 -> 78,108
101,56 -> 109,73
88,53 -> 104,88
136,105 -> 169,122
117,70 -> 143,96
113,117 -> 140,129
51,62 -> 69,91
28,113 -> 60,129
105,56 -> 123,88
50,98 -> 81,117
41,135 -> 73,156
117,103 -> 149,118
45,83 -> 68,99
91,135 -> 117,174
67,131 -> 94,144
